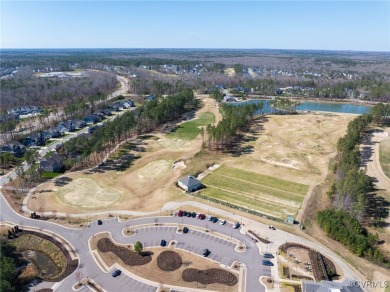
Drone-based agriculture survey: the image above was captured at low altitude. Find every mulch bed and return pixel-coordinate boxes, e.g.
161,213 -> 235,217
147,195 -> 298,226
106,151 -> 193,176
157,251 -> 182,271
248,230 -> 271,244
182,268 -> 238,286
97,238 -> 152,266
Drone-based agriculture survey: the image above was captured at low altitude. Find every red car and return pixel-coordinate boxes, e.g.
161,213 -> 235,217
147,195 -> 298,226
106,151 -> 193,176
178,210 -> 183,217
200,214 -> 206,220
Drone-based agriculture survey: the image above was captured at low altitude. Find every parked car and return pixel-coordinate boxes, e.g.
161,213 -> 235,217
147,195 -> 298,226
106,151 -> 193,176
191,212 -> 196,218
264,253 -> 274,258
220,220 -> 226,225
202,249 -> 210,257
183,211 -> 188,216
183,227 -> 189,234
97,220 -> 103,225
196,213 -> 201,219
186,212 -> 192,217
112,269 -> 122,277
211,217 -> 218,223
160,240 -> 167,247
233,222 -> 240,229
262,260 -> 273,266
200,214 -> 206,220
178,210 -> 183,217
269,225 -> 276,230
207,216 -> 213,221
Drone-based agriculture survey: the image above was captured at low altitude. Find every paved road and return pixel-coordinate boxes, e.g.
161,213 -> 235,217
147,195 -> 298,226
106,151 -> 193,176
0,193 -> 272,292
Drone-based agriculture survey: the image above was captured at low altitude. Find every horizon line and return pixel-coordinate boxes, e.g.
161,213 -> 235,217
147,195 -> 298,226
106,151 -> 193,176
1,47 -> 390,54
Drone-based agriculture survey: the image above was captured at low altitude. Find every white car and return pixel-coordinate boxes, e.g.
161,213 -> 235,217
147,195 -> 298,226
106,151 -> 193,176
220,220 -> 226,225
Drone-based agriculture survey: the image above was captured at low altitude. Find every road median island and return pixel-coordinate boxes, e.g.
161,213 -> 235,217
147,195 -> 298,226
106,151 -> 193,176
182,268 -> 238,286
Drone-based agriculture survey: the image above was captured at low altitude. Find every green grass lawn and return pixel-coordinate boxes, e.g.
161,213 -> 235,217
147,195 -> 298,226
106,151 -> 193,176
379,140 -> 390,178
167,112 -> 215,140
41,171 -> 63,179
201,165 -> 309,218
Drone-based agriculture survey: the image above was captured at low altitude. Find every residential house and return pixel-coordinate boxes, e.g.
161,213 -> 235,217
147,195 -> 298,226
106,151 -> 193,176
0,141 -> 26,157
23,133 -> 45,147
145,94 -> 156,101
123,100 -> 135,108
223,95 -> 236,102
177,175 -> 202,192
73,120 -> 86,130
39,153 -> 64,172
84,115 -> 99,124
57,120 -> 75,132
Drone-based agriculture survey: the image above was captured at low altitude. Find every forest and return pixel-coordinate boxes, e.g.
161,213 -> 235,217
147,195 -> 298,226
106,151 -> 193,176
0,68 -> 117,109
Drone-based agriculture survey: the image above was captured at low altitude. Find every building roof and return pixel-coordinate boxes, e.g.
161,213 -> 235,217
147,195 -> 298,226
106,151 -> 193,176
303,279 -> 363,292
178,175 -> 201,188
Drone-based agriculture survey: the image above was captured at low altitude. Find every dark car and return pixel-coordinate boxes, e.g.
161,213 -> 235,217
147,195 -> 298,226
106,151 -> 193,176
97,220 -> 103,225
183,211 -> 188,216
200,214 -> 206,220
264,253 -> 274,258
186,212 -> 192,217
191,212 -> 196,218
112,269 -> 122,277
262,260 -> 273,266
183,227 -> 189,234
211,217 -> 218,223
202,249 -> 210,257
160,239 -> 167,247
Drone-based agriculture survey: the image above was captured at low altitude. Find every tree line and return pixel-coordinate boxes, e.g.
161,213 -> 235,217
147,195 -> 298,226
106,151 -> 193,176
205,102 -> 262,151
332,113 -> 373,220
0,241 -> 18,292
317,209 -> 388,267
61,89 -> 195,169
318,104 -> 390,268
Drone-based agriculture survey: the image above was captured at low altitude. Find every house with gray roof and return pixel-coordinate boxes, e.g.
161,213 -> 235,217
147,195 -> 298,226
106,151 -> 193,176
303,279 -> 364,292
39,153 -> 64,172
178,175 -> 202,192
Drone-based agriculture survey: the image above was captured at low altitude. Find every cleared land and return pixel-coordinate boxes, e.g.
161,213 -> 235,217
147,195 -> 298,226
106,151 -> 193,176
167,112 -> 215,140
201,165 -> 308,218
379,139 -> 390,179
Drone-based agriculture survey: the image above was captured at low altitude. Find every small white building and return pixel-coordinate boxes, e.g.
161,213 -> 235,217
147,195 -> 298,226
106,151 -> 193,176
178,175 -> 202,192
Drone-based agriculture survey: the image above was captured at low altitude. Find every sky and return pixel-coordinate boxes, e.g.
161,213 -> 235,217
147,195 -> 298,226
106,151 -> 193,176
1,1 -> 389,51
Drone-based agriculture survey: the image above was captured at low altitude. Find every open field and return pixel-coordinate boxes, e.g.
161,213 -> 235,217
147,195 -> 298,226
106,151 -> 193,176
201,166 -> 308,218
379,139 -> 390,179
167,112 -> 215,140
90,233 -> 238,292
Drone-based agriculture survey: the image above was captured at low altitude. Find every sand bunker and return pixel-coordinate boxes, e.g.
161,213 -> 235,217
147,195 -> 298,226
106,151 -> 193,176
173,161 -> 186,170
261,156 -> 302,169
138,160 -> 172,179
56,178 -> 121,209
157,138 -> 191,151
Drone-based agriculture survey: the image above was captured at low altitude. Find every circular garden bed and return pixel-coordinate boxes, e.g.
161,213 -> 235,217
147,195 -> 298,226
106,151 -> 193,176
97,238 -> 151,266
157,250 -> 182,271
182,268 -> 238,286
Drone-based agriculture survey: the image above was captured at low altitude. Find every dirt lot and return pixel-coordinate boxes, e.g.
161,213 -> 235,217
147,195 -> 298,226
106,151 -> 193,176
90,234 -> 238,291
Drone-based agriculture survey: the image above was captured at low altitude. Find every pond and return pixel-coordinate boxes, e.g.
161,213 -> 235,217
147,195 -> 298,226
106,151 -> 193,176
233,99 -> 372,115
24,250 -> 60,279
